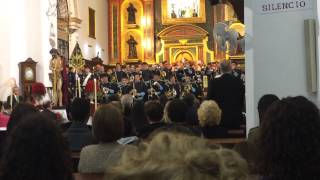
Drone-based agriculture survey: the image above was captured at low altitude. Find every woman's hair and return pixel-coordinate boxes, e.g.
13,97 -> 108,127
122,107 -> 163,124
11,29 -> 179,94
106,132 -> 248,180
7,103 -> 38,133
93,104 -> 124,143
0,113 -> 73,180
259,96 -> 320,179
163,101 -> 171,123
120,95 -> 133,116
197,100 -> 222,127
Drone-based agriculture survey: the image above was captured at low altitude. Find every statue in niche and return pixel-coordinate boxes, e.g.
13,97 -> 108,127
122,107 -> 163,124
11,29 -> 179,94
192,9 -> 198,17
171,10 -> 177,18
127,35 -> 138,59
127,3 -> 137,24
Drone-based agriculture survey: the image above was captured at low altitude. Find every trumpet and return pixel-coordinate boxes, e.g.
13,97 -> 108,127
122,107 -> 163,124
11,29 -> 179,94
160,71 -> 167,80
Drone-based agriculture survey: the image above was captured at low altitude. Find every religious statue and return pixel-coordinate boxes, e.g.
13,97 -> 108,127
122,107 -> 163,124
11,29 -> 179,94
171,10 -> 177,18
49,48 -> 63,107
127,35 -> 138,59
192,9 -> 198,17
127,3 -> 137,24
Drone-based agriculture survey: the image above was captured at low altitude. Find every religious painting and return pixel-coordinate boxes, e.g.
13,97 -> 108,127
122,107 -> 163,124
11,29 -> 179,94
162,0 -> 206,24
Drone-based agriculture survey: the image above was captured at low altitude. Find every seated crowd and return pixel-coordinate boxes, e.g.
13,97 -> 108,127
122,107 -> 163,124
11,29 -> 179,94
1,76 -> 320,178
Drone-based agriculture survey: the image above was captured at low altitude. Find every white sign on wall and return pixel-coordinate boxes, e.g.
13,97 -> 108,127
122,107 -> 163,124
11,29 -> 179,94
257,0 -> 312,14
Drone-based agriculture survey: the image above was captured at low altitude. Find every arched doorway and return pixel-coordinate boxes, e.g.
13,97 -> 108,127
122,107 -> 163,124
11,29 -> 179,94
174,50 -> 195,63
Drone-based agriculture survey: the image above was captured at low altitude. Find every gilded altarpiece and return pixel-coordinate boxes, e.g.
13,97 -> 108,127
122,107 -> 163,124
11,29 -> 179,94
108,0 -> 155,64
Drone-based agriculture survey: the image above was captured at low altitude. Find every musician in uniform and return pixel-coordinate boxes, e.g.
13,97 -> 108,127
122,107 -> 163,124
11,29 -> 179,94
184,62 -> 195,78
132,74 -> 147,101
149,72 -> 168,96
115,63 -> 127,82
175,63 -> 185,82
166,75 -> 181,99
100,74 -> 119,101
141,62 -> 152,81
120,77 -> 133,95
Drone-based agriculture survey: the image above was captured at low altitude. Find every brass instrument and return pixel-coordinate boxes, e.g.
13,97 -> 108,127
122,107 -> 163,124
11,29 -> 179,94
148,80 -> 158,100
102,87 -> 109,94
114,71 -> 122,97
160,70 -> 167,80
131,80 -> 138,98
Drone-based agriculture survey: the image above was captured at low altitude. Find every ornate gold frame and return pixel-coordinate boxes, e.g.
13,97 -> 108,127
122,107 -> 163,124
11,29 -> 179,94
161,0 -> 206,25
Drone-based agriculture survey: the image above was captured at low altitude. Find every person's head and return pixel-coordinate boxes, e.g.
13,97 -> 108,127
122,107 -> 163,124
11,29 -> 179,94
0,113 -> 73,180
7,103 -> 38,133
12,87 -> 19,96
182,93 -> 196,107
106,132 -> 248,180
70,98 -> 90,122
169,75 -> 176,83
197,100 -> 222,127
93,104 -> 124,143
116,63 -> 121,71
231,61 -> 237,70
84,66 -> 91,74
134,74 -> 141,82
121,95 -> 133,116
167,99 -> 188,123
219,60 -> 232,74
144,101 -> 163,123
259,96 -> 320,179
100,74 -> 109,84
2,102 -> 11,113
108,94 -> 120,103
142,62 -> 148,70
257,94 -> 279,123
153,73 -> 160,81
122,77 -> 129,85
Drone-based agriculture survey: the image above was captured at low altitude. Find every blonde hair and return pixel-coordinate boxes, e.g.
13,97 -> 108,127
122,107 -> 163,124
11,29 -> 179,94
162,101 -> 171,123
105,132 -> 248,180
197,100 -> 222,127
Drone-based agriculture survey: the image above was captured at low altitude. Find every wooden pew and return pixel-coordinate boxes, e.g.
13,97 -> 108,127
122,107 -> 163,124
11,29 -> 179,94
74,173 -> 104,180
208,138 -> 246,148
72,152 -> 81,172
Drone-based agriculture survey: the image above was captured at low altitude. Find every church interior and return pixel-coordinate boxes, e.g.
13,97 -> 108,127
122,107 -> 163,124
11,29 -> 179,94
2,0 -> 320,179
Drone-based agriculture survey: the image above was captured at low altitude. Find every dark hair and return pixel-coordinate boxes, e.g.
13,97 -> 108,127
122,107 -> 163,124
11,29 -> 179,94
257,94 -> 279,122
70,98 -> 90,122
144,101 -> 163,123
167,99 -> 188,123
258,96 -> 320,179
0,101 -> 2,111
93,104 -> 124,143
108,94 -> 120,103
0,113 -> 73,180
182,93 -> 196,107
130,101 -> 148,132
7,103 -> 38,133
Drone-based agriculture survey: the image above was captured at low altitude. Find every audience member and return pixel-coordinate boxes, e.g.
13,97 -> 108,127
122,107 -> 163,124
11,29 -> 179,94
129,100 -> 148,134
0,102 -> 10,128
182,93 -> 199,126
207,60 -> 245,129
106,132 -> 248,180
0,113 -> 73,180
111,99 -> 134,137
6,86 -> 23,109
64,98 -> 93,151
78,104 -> 125,173
6,103 -> 38,133
41,100 -> 61,123
247,94 -> 279,144
258,96 -> 320,179
166,99 -> 188,123
197,100 -> 228,138
138,100 -> 165,138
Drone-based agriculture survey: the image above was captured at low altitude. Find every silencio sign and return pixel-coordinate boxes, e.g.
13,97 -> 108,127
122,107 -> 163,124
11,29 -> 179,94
257,0 -> 312,14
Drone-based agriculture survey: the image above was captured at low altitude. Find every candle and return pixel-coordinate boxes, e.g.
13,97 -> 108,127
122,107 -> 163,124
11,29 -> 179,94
78,77 -> 81,98
10,93 -> 13,111
75,72 -> 78,98
94,78 -> 97,110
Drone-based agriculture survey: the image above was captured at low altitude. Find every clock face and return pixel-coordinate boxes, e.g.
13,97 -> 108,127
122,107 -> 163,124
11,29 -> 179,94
25,67 -> 34,81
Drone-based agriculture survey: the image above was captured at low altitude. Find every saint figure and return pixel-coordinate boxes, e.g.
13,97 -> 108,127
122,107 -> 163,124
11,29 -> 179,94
127,3 -> 137,24
127,35 -> 138,59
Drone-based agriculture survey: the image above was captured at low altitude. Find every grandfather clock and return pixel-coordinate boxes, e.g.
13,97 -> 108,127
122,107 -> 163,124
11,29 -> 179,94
19,58 -> 37,101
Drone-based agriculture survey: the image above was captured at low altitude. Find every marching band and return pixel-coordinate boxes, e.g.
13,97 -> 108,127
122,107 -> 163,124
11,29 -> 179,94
68,61 -> 245,102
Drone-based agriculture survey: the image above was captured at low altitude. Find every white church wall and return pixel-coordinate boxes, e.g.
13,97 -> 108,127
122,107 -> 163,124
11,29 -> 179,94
245,0 -> 318,133
0,0 -> 56,100
70,0 -> 108,64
